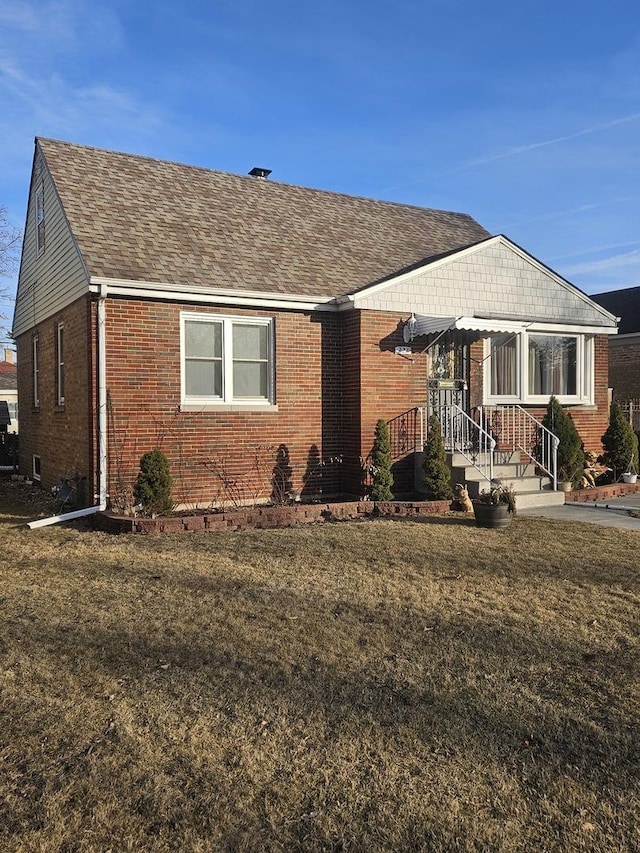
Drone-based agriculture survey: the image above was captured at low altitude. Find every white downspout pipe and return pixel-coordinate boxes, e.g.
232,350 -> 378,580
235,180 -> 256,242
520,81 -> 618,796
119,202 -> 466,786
28,286 -> 108,529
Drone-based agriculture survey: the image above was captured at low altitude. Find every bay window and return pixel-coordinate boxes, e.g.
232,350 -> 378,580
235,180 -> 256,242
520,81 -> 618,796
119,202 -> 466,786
181,312 -> 274,408
486,331 -> 593,404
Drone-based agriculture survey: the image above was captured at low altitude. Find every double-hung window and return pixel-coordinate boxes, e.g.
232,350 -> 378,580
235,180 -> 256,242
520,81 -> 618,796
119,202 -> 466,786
56,323 -> 65,406
181,313 -> 274,408
486,332 -> 593,405
33,335 -> 40,407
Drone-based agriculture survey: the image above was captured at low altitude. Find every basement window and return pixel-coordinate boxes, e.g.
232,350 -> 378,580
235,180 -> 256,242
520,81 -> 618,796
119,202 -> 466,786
33,455 -> 41,481
180,312 -> 275,410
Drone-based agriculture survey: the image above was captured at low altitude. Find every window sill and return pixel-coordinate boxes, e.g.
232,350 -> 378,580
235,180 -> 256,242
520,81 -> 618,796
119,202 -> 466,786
484,398 -> 594,408
180,402 -> 279,413
54,404 -> 65,413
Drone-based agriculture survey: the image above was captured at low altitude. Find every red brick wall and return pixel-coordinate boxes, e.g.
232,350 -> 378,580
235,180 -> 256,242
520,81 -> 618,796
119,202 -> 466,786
16,295 -> 94,500
350,311 -> 428,495
103,299 -> 341,507
609,339 -> 640,401
16,296 -> 613,509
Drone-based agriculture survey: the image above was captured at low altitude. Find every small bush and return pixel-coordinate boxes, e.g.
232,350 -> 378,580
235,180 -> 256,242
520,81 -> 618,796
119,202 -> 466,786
422,416 -> 453,500
134,449 -> 173,516
369,419 -> 394,501
542,396 -> 584,486
600,402 -> 639,480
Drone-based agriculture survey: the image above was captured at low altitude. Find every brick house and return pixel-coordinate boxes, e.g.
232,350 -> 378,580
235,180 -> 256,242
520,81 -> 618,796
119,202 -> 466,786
13,138 -> 618,512
591,286 -> 640,401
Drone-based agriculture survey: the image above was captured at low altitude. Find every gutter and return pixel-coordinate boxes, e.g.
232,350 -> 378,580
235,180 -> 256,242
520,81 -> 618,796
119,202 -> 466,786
28,285 -> 109,529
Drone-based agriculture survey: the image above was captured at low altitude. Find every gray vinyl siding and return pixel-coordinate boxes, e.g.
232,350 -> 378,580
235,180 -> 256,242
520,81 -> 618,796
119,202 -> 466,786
356,241 -> 616,328
12,149 -> 89,337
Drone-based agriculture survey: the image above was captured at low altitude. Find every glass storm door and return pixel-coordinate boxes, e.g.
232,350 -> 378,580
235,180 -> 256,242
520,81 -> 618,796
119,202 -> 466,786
427,341 -> 468,449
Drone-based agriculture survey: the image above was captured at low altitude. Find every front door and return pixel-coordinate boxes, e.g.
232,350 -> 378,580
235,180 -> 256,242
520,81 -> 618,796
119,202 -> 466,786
427,340 -> 468,449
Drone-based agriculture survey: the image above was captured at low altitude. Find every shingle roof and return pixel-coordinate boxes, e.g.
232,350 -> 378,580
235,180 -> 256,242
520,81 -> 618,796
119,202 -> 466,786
590,287 -> 640,335
0,371 -> 17,391
37,138 -> 492,299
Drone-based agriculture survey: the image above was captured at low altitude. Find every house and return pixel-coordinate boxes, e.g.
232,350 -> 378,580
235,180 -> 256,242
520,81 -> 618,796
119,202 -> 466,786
13,138 -> 618,513
590,286 -> 640,402
0,348 -> 18,468
0,348 -> 18,431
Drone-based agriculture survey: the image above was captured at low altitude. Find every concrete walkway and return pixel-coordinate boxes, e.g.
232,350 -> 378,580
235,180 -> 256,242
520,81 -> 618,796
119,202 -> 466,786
519,493 -> 640,530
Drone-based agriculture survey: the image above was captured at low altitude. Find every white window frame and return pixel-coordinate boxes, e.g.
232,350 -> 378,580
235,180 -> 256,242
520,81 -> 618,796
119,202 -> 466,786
32,455 -> 41,482
35,183 -> 45,255
484,332 -> 594,405
180,312 -> 276,411
33,335 -> 40,407
56,322 -> 65,406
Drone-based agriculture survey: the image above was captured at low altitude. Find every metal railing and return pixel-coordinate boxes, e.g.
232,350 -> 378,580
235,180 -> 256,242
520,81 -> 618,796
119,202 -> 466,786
620,399 -> 640,432
480,404 -> 559,490
386,408 -> 421,460
419,404 -> 496,483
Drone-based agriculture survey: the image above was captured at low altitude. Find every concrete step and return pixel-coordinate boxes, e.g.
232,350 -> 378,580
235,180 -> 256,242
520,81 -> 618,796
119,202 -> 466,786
465,475 -> 551,498
447,450 -> 520,467
452,463 -> 539,482
512,489 -> 566,510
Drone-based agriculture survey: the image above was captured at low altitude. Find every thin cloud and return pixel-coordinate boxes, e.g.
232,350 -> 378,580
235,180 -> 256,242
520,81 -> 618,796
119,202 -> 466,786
563,248 -> 640,277
379,111 -> 640,194
500,198 -> 633,229
549,239 -> 640,263
449,112 -> 640,174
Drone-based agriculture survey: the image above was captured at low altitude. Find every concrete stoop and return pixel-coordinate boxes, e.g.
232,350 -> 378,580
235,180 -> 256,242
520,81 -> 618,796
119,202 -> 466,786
448,451 -> 566,511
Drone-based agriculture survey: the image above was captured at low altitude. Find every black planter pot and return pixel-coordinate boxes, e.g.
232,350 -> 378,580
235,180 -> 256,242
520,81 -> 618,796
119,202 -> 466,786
472,501 -> 512,530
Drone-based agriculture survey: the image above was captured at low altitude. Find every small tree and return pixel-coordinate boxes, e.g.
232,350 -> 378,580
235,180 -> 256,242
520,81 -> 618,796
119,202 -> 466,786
134,449 -> 173,516
369,419 -> 394,501
422,415 -> 452,500
542,396 -> 584,486
600,402 -> 639,480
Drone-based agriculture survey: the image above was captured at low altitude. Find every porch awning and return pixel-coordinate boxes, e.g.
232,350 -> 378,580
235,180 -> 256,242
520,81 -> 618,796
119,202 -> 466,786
403,314 -> 529,342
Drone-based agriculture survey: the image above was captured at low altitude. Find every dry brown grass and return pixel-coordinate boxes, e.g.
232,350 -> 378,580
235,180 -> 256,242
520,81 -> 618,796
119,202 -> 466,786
1,479 -> 639,852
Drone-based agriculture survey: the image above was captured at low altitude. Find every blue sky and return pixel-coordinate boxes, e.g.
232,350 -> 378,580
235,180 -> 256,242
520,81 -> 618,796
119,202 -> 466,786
1,0 -> 639,337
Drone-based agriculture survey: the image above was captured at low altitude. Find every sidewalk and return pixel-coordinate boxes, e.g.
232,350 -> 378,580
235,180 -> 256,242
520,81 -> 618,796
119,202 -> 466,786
519,493 -> 640,530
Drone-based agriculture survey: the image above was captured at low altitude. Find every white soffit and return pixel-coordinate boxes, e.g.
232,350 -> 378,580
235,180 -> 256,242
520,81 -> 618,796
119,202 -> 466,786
404,314 -> 528,341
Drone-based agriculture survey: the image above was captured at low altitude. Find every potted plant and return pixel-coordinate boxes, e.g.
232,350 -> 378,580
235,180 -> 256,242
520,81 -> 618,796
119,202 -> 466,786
622,452 -> 637,484
472,482 -> 516,529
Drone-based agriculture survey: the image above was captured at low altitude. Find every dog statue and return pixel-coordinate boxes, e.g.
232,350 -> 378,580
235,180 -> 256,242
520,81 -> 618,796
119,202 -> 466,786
580,450 -> 599,489
454,483 -> 473,513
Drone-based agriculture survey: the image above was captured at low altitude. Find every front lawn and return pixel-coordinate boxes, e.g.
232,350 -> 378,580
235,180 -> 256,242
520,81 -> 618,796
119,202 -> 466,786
1,481 -> 638,851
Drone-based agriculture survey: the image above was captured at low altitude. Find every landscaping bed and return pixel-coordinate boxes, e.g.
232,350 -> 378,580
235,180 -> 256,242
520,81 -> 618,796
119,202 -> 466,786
96,498 -> 456,534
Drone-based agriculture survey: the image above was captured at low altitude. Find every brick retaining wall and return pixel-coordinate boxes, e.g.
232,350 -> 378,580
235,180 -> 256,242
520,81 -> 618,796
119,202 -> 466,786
95,499 -> 456,534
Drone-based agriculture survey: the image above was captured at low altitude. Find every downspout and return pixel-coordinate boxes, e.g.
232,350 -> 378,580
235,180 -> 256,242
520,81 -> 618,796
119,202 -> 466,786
28,286 -> 108,529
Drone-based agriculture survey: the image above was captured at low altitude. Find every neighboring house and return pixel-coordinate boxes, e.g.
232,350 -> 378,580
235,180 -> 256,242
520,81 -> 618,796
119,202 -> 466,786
590,286 -> 640,401
0,348 -> 18,433
13,138 -> 618,510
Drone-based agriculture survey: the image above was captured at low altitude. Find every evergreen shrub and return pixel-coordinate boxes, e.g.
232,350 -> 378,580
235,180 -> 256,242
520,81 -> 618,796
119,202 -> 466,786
134,449 -> 174,516
600,402 -> 639,480
422,416 -> 453,500
369,419 -> 394,501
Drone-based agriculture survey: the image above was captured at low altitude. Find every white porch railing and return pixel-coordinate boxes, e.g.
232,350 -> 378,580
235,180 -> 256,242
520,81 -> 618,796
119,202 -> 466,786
419,404 -> 496,483
418,403 -> 559,489
480,404 -> 559,490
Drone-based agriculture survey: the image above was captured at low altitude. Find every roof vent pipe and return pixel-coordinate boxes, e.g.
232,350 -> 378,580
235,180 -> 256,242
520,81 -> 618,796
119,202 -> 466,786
248,167 -> 272,180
